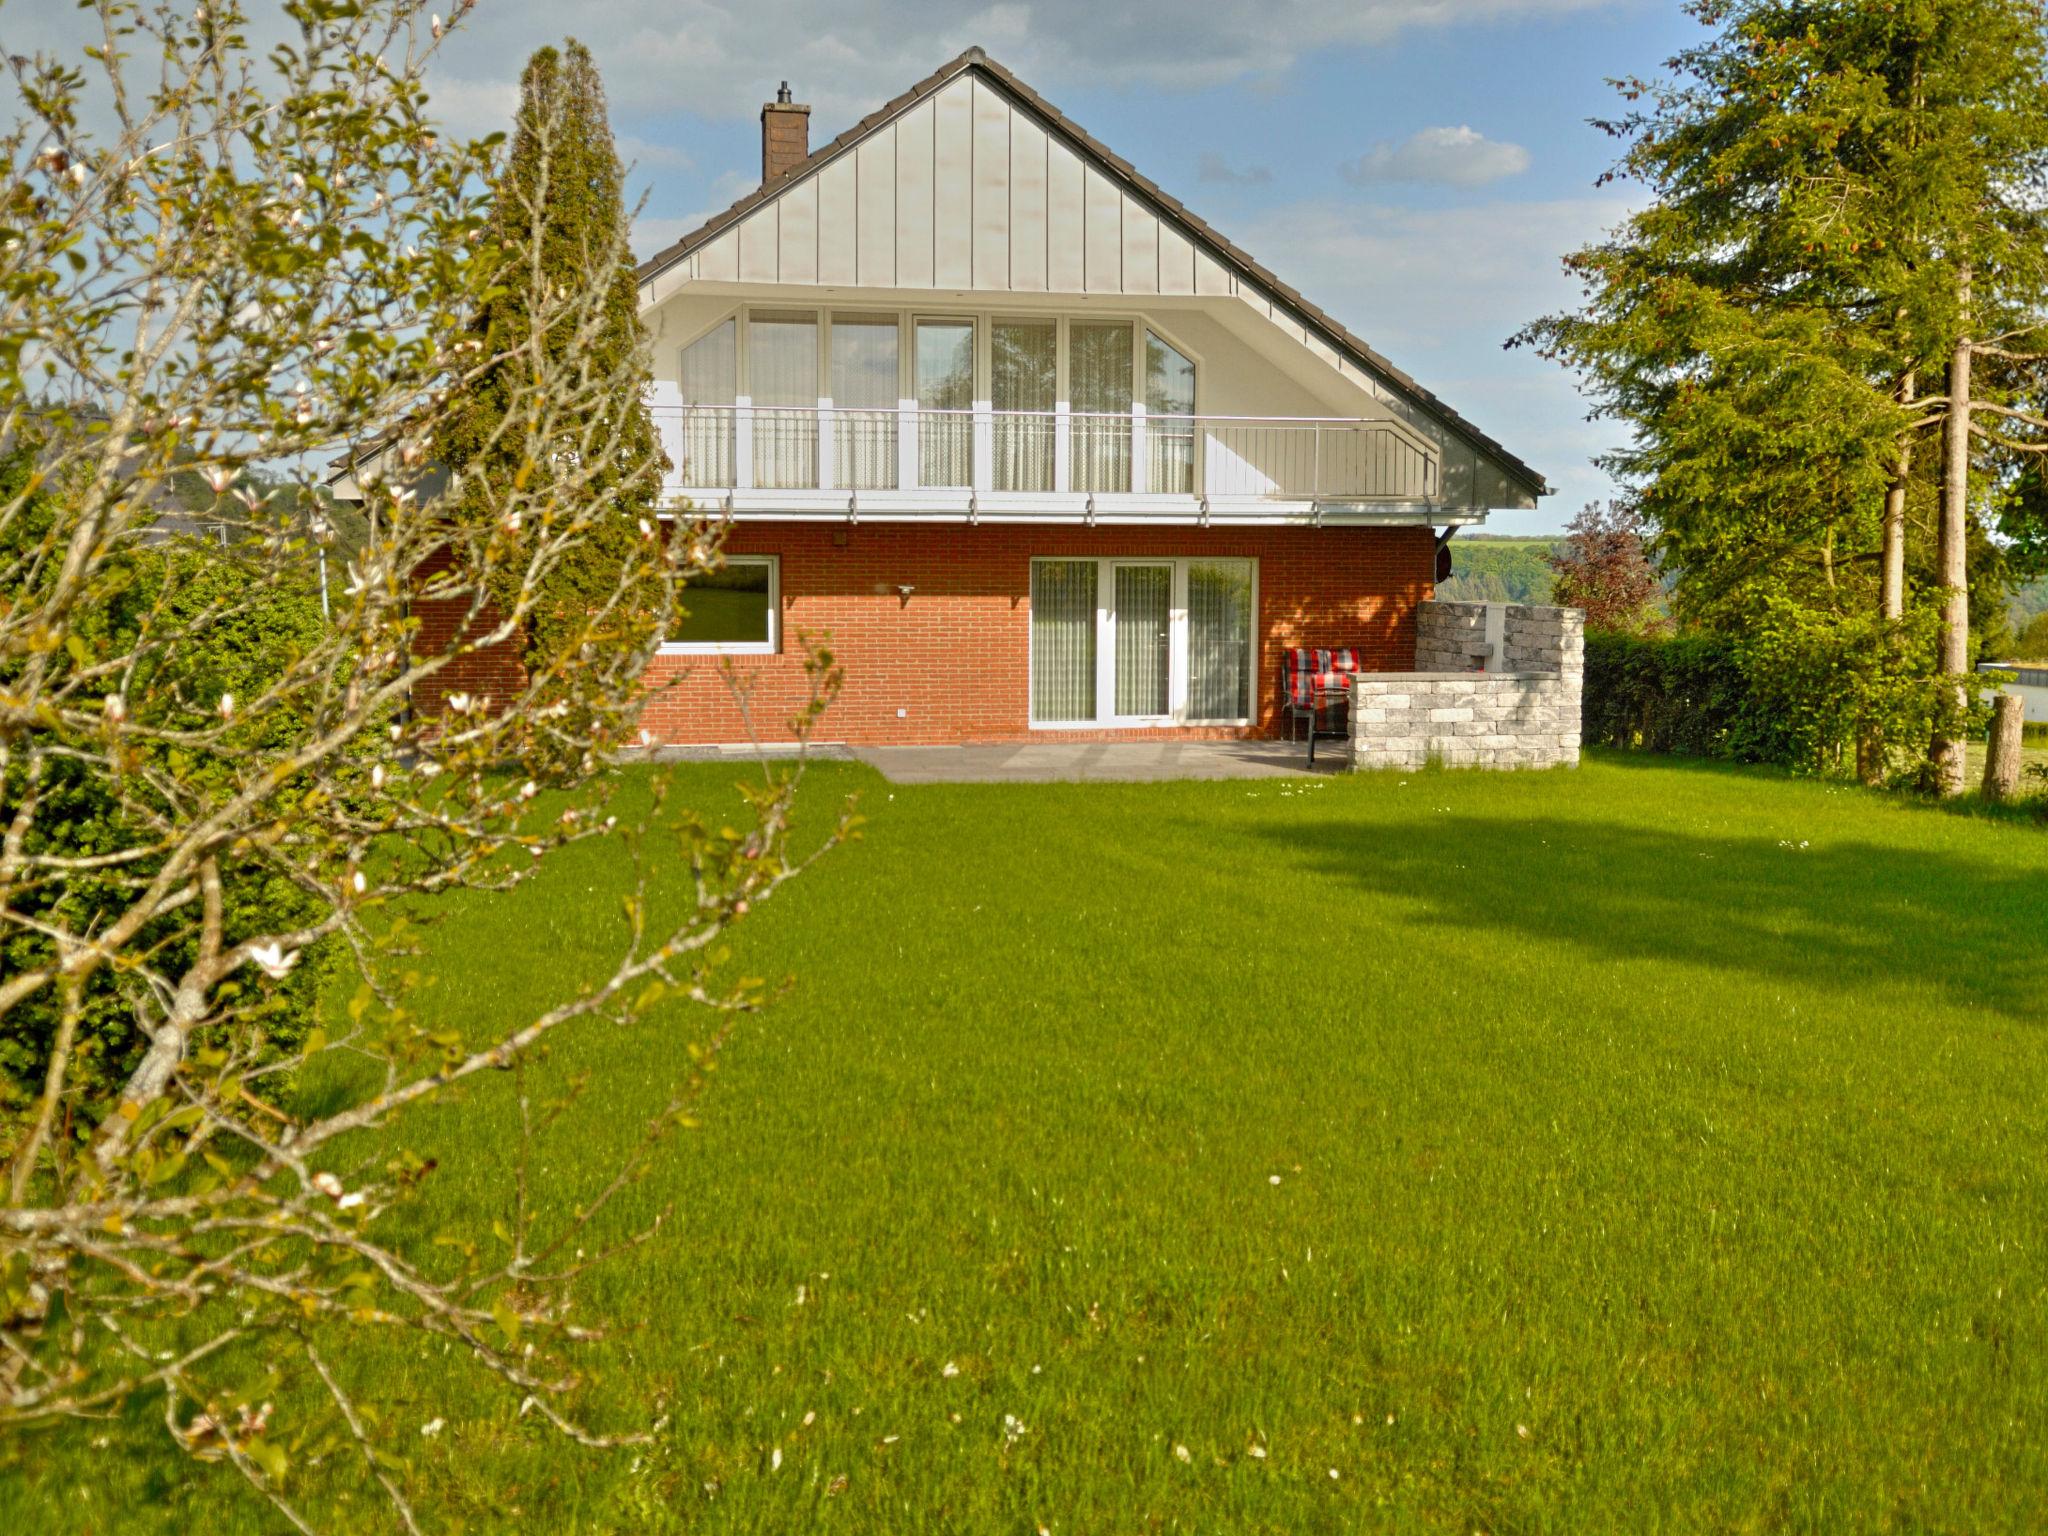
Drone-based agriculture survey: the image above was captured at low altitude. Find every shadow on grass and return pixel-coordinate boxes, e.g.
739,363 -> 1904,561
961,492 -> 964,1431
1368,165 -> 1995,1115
1250,811 -> 2048,1020
1585,746 -> 2048,826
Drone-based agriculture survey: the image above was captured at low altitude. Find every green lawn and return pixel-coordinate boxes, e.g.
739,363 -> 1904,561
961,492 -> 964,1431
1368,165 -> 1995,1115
11,754 -> 2048,1532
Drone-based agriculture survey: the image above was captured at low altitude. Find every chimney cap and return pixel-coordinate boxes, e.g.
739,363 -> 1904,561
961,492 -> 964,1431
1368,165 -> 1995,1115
775,80 -> 793,104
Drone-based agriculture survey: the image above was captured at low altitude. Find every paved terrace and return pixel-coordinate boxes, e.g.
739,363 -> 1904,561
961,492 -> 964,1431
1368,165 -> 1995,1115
645,741 -> 1339,783
850,741 -> 1338,784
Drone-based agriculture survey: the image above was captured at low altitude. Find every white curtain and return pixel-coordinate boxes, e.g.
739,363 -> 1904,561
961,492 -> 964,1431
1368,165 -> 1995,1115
831,315 -> 898,489
1031,560 -> 1097,722
993,320 -> 1055,492
678,319 -> 735,487
1187,559 -> 1252,720
1071,322 -> 1132,493
1146,330 -> 1196,495
749,312 -> 817,489
916,319 -> 974,488
1113,564 -> 1171,716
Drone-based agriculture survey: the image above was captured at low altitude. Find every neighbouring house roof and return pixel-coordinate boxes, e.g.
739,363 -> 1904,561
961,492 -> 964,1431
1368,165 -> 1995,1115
634,46 -> 1548,501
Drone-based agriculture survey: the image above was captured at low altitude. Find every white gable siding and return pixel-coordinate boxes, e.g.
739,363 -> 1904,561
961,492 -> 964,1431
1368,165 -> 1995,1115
706,78 -> 1248,299
1009,115 -> 1048,291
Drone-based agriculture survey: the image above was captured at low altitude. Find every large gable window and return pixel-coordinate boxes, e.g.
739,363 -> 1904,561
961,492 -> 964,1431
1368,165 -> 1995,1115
677,319 -> 735,488
915,318 -> 975,488
1070,321 -> 1133,493
660,555 -> 779,655
749,312 -> 818,490
831,314 -> 899,490
993,319 -> 1056,492
672,309 -> 1201,496
1146,330 -> 1196,494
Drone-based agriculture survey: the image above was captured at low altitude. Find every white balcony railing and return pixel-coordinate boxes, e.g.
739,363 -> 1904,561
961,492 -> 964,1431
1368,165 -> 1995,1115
651,405 -> 1439,504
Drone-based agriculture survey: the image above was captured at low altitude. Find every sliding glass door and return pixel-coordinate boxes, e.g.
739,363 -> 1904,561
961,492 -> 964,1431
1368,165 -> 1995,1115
1112,564 -> 1172,719
1030,560 -> 1097,723
1029,557 -> 1256,726
1187,560 -> 1253,720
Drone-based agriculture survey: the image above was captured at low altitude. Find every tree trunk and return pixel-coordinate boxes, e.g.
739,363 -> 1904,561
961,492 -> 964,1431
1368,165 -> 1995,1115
1859,371 -> 1917,787
1881,370 -> 1915,623
1982,691 -> 2024,802
1930,272 -> 1972,797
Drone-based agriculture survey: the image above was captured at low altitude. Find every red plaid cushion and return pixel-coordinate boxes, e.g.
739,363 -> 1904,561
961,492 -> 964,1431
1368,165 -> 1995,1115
1284,648 -> 1365,705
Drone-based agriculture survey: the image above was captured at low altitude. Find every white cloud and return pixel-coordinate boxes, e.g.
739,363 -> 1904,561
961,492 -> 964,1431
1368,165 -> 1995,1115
417,0 -> 1621,123
1342,126 -> 1532,188
418,76 -> 520,140
1198,153 -> 1274,187
616,134 -> 697,174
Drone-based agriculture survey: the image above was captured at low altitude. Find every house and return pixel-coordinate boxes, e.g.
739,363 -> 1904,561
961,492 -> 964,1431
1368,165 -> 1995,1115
359,48 -> 1549,746
1979,660 -> 2048,724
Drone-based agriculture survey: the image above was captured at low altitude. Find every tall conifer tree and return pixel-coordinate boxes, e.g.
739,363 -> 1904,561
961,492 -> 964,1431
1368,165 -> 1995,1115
441,40 -> 669,696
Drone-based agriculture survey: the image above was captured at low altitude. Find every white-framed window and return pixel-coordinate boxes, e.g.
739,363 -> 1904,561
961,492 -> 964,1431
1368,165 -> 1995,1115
1029,555 -> 1255,727
659,555 -> 780,655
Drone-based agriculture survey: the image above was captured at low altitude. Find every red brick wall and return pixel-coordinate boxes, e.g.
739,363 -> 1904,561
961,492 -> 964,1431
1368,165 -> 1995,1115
636,522 -> 1435,746
407,544 -> 527,715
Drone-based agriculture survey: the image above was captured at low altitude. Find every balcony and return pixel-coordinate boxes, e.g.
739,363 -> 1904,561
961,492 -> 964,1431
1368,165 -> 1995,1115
650,404 -> 1442,525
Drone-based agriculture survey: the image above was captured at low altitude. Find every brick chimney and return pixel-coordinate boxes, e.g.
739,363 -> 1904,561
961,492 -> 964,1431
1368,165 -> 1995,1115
760,82 -> 811,185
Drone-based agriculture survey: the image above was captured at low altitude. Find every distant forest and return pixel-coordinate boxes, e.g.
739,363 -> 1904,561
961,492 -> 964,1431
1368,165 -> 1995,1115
2012,575 -> 2048,626
1436,535 -> 1558,606
1443,534 -> 2048,636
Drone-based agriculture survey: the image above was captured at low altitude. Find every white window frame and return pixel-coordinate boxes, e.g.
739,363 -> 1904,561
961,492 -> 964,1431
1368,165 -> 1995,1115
1027,555 -> 1256,729
658,554 -> 780,656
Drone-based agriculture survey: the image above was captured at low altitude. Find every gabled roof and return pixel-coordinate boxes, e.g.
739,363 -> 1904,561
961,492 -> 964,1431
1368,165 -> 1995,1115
635,47 -> 1547,500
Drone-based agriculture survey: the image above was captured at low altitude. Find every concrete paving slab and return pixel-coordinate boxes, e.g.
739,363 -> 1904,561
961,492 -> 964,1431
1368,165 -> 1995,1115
851,740 -> 1344,784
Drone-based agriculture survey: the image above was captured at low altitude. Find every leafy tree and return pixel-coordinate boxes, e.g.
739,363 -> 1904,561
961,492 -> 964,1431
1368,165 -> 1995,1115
439,38 -> 668,728
1519,0 -> 2048,787
0,5 -> 846,1529
1548,501 -> 1666,634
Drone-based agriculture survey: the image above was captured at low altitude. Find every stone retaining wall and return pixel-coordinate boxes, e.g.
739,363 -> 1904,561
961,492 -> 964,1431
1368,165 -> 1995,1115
1351,601 -> 1584,770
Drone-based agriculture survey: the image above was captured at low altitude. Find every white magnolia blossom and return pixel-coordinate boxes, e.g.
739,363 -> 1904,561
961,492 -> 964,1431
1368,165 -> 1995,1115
247,943 -> 299,980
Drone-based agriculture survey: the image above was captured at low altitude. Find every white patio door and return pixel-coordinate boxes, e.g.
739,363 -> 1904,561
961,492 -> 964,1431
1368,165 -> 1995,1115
1029,556 -> 1256,729
1110,562 -> 1173,720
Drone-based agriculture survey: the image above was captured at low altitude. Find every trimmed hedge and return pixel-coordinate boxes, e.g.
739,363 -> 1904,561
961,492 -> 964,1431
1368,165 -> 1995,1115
1582,630 -> 1797,763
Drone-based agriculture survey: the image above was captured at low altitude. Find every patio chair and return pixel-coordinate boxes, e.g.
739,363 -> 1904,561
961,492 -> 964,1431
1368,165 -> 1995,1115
1281,647 -> 1364,766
